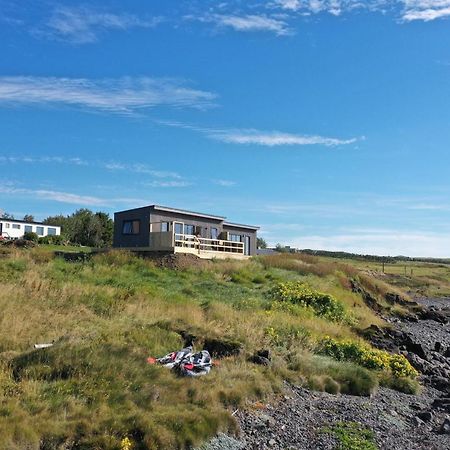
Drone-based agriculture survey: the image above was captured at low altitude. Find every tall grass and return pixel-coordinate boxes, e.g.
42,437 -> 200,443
0,248 -> 416,448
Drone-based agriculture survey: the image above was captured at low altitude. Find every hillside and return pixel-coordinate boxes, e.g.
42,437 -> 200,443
0,247 -> 448,449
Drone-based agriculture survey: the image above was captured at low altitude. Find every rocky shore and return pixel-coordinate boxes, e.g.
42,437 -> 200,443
203,297 -> 450,450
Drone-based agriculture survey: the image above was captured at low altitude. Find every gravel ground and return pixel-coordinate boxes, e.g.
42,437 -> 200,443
201,297 -> 450,450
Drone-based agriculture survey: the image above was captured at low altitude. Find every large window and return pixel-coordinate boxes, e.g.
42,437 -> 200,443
36,226 -> 44,236
12,224 -> 20,229
47,228 -> 57,236
4,223 -> 10,228
211,228 -> 219,239
24,225 -> 33,233
161,222 -> 169,232
184,224 -> 195,235
229,234 -> 241,242
174,223 -> 183,235
122,220 -> 140,235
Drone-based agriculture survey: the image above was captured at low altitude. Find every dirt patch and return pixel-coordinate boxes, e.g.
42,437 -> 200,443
145,253 -> 211,271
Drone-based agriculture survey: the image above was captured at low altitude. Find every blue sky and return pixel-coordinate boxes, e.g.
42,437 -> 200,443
0,0 -> 449,257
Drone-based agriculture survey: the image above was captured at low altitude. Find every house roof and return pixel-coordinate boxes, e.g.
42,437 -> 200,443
115,204 -> 259,230
0,218 -> 60,228
223,221 -> 260,231
151,205 -> 226,221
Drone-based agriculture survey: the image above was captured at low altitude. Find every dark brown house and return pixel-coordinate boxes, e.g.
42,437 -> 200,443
113,205 -> 259,259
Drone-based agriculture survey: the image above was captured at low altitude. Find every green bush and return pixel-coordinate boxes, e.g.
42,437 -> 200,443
39,234 -> 65,245
318,337 -> 418,379
271,282 -> 349,323
23,232 -> 39,242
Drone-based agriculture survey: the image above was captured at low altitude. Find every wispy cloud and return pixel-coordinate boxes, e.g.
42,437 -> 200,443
159,120 -> 359,147
209,129 -> 359,146
144,180 -> 193,188
0,186 -> 108,206
402,1 -> 450,21
212,179 -> 237,187
0,155 -> 88,165
195,13 -> 292,35
103,162 -> 182,179
0,76 -> 216,114
36,7 -> 162,44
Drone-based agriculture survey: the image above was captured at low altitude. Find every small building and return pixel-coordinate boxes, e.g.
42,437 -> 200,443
113,204 -> 259,259
0,219 -> 61,240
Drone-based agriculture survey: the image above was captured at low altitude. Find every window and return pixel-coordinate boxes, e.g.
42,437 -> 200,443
47,228 -> 57,236
24,225 -> 33,233
122,220 -> 140,235
5,223 -> 10,228
184,224 -> 195,235
211,228 -> 219,240
229,234 -> 241,242
244,236 -> 251,256
174,223 -> 183,235
12,224 -> 20,229
161,222 -> 169,232
36,226 -> 44,236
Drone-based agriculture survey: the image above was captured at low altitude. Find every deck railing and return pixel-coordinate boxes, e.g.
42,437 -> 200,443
173,233 -> 245,255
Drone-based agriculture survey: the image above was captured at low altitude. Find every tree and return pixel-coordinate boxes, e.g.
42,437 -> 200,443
95,212 -> 114,247
23,214 -> 35,223
0,211 -> 14,219
68,209 -> 103,247
257,237 -> 267,249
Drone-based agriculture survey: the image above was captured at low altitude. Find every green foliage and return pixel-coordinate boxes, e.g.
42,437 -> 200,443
319,337 -> 418,379
23,231 -> 39,242
23,214 -> 35,223
322,422 -> 378,450
38,234 -> 65,245
43,209 -> 113,247
271,281 -> 349,323
287,354 -> 378,396
256,237 -> 267,249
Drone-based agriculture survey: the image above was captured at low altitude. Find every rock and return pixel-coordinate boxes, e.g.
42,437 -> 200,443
431,398 -> 450,411
417,411 -> 433,422
435,342 -> 442,353
405,341 -> 428,360
268,438 -> 277,447
203,338 -> 242,358
439,418 -> 450,435
413,416 -> 424,427
249,349 -> 271,366
430,376 -> 450,394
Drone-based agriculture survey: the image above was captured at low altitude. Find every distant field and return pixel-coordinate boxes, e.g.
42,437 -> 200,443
320,256 -> 450,298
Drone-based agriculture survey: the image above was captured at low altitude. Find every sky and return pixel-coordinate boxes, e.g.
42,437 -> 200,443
0,0 -> 449,257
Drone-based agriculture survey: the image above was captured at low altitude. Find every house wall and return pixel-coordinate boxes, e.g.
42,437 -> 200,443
222,224 -> 257,256
113,207 -> 151,248
0,220 -> 61,239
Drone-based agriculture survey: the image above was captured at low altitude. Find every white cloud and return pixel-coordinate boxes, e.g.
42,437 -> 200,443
144,180 -> 193,188
287,229 -> 450,258
0,76 -> 216,114
158,120 -> 358,147
194,13 -> 292,35
212,179 -> 237,187
37,7 -> 162,44
103,162 -> 182,179
209,129 -> 359,146
0,186 -> 108,206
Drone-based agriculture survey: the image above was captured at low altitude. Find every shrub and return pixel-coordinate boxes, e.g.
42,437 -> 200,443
39,235 -> 65,245
319,337 -> 418,379
271,282 -> 349,323
23,232 -> 39,242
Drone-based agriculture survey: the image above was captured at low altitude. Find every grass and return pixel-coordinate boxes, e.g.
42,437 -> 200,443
321,421 -> 378,450
0,247 -> 425,449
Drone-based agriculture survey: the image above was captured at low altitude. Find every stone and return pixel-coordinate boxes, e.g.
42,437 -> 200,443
439,418 -> 450,435
417,411 -> 433,422
431,398 -> 450,412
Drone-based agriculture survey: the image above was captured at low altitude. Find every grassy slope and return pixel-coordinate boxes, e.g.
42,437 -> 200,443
0,248 -> 440,449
